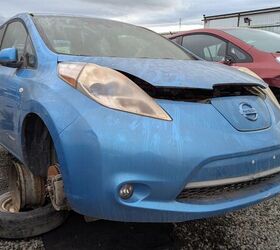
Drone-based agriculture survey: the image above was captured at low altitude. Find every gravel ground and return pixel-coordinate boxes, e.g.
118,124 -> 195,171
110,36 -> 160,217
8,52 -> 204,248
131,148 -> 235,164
0,148 -> 279,249
173,197 -> 280,249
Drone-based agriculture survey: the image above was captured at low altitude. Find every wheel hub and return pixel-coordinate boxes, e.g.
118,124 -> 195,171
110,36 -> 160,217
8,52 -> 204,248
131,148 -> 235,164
8,162 -> 46,211
47,164 -> 68,211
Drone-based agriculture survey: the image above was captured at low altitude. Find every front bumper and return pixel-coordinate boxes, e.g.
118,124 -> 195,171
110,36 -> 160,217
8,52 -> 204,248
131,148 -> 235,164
57,98 -> 280,222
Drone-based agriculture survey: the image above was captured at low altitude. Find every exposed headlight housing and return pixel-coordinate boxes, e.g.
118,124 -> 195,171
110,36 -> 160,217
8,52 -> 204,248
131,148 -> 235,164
263,87 -> 280,109
233,67 -> 279,108
233,66 -> 263,81
58,62 -> 171,121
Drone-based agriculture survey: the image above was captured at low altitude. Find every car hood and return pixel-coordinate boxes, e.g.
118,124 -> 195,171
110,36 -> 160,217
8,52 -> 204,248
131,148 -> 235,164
58,55 -> 267,89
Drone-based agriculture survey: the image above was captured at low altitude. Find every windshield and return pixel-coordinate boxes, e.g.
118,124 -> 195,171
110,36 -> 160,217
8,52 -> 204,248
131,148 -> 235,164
224,28 -> 280,53
33,16 -> 193,60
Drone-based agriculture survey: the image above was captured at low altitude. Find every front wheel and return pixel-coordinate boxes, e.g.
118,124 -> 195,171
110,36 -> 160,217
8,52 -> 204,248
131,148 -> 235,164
0,151 -> 68,239
0,191 -> 68,239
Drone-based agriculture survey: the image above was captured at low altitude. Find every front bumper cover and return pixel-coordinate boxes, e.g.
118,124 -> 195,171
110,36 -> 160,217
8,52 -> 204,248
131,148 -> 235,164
56,98 -> 280,222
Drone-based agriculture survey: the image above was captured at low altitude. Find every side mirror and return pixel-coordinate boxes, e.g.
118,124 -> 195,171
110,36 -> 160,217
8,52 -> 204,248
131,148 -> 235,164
0,48 -> 23,68
222,56 -> 235,66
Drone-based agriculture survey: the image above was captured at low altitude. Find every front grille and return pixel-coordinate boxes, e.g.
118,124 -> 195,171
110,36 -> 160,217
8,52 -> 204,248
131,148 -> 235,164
177,171 -> 280,203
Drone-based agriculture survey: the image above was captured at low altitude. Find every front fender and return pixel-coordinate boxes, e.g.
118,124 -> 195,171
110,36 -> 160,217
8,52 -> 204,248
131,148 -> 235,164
18,99 -> 80,179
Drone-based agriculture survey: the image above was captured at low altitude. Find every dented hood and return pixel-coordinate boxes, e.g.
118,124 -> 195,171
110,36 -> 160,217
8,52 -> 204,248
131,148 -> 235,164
58,55 -> 267,89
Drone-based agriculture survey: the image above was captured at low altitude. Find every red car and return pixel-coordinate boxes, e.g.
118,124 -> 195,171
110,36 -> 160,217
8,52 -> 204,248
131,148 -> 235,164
169,28 -> 280,99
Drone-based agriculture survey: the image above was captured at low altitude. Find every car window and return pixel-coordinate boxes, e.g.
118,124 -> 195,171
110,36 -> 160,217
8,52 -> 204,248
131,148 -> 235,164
24,36 -> 37,68
228,43 -> 252,63
170,37 -> 181,45
0,26 -> 5,47
1,21 -> 37,68
1,21 -> 28,59
182,34 -> 227,62
224,28 -> 280,53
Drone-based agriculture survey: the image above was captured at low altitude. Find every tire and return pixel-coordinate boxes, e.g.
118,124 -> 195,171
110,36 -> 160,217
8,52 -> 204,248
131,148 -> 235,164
0,191 -> 68,239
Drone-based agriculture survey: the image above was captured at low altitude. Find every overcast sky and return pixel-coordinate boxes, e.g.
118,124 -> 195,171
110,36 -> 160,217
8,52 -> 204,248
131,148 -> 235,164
0,0 -> 280,32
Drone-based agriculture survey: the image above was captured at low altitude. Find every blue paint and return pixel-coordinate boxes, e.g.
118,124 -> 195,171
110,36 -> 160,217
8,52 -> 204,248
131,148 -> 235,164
0,13 -> 279,222
0,48 -> 18,62
58,55 -> 267,89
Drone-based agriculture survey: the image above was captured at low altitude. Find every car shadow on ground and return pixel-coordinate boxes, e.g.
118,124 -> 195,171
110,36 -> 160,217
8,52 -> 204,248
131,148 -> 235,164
42,212 -> 232,250
42,212 -> 175,250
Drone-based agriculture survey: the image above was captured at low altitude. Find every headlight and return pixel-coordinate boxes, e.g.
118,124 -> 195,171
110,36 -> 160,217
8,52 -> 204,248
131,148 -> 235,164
58,62 -> 171,121
276,57 -> 280,64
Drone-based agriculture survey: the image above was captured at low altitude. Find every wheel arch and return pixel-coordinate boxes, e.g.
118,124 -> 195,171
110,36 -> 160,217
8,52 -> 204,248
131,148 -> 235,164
20,111 -> 62,177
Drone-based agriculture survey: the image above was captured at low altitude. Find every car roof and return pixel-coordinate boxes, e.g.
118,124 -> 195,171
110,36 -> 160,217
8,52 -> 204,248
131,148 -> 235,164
5,13 -> 148,32
7,12 -> 123,24
168,27 -> 254,39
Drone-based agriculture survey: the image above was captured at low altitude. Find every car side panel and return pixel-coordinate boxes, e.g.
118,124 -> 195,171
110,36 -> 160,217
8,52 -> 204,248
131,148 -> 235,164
0,66 -> 22,156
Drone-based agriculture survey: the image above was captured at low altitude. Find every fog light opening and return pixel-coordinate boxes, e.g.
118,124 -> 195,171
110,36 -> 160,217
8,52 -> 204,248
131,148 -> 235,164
119,184 -> 134,200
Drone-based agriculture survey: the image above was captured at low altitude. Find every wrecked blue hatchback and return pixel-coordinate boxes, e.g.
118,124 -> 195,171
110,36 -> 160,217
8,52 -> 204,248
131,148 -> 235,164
0,13 -> 280,238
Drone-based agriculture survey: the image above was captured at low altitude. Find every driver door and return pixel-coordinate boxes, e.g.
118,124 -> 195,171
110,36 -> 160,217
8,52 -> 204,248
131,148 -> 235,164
0,21 -> 27,154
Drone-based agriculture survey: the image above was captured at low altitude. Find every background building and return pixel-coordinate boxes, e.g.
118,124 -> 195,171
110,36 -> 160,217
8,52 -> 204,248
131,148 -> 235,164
204,7 -> 280,33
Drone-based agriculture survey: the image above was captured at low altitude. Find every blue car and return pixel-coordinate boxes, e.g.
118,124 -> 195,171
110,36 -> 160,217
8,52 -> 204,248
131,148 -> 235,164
0,13 -> 280,238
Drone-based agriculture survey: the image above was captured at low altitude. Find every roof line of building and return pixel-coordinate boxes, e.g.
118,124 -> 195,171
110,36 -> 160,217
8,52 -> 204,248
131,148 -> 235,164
203,6 -> 280,21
